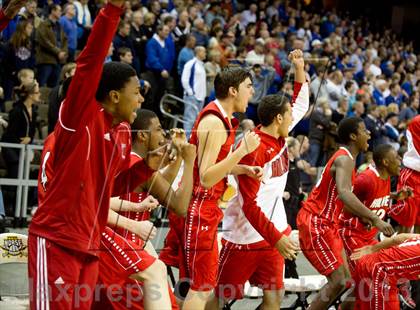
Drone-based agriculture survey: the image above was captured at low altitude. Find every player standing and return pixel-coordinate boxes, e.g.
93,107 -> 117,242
208,49 -> 308,309
181,66 -> 261,310
28,1 -> 166,308
297,117 -> 394,310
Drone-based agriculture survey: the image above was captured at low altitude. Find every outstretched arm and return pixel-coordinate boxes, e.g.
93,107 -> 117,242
59,0 -> 124,130
351,234 -> 419,260
335,156 -> 394,236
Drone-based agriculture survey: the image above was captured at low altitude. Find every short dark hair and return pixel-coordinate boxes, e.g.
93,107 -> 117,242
373,144 -> 394,168
163,15 -> 175,25
366,104 -> 378,114
131,109 -> 158,142
48,4 -> 60,14
214,66 -> 252,99
257,94 -> 290,126
118,47 -> 131,57
95,62 -> 137,102
337,117 -> 363,144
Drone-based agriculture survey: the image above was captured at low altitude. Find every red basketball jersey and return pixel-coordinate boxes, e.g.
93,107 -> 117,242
188,100 -> 238,201
339,166 -> 390,243
301,147 -> 356,223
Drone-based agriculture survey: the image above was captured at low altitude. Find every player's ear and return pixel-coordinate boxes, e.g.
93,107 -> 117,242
137,130 -> 148,142
350,132 -> 357,142
228,86 -> 238,97
109,90 -> 120,104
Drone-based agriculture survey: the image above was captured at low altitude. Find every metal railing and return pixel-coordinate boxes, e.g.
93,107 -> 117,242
0,142 -> 43,226
159,94 -> 199,128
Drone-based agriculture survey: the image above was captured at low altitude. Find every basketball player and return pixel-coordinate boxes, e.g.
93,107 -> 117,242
181,66 -> 262,310
95,110 -> 197,310
340,144 -> 413,271
397,115 -> 420,233
28,1 -> 169,308
351,234 -> 420,310
339,144 -> 414,308
297,117 -> 395,310
38,116 -> 180,309
208,49 -> 308,309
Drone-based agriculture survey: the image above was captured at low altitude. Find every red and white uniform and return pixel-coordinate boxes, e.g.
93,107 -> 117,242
354,236 -> 420,310
297,147 -> 356,276
397,115 -> 420,227
339,166 -> 411,271
28,5 -> 155,309
216,82 -> 309,299
180,100 -> 238,291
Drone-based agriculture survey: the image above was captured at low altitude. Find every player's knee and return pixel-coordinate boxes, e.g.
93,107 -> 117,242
133,259 -> 167,283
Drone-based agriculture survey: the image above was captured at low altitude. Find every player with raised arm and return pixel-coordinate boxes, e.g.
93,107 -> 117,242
207,49 -> 308,309
181,66 -> 261,310
297,117 -> 395,310
28,1 -> 170,308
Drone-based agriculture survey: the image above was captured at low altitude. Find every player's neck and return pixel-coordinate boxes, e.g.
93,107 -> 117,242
217,98 -> 235,119
342,143 -> 359,160
376,166 -> 390,180
132,143 -> 146,159
260,124 -> 280,139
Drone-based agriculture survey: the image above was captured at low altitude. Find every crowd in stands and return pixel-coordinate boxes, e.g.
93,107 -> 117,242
0,0 -> 419,219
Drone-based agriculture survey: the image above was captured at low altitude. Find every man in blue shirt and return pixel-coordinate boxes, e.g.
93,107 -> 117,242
59,4 -> 77,61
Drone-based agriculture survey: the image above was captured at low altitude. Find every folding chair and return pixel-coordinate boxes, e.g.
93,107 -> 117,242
0,233 -> 29,309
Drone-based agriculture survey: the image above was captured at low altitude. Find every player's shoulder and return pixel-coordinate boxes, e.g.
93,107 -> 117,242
198,113 -> 226,131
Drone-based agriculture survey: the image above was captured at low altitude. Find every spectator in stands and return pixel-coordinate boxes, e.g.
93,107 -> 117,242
145,24 -> 175,115
240,3 -> 257,29
384,112 -> 400,150
372,79 -> 387,106
331,97 -> 348,125
204,48 -> 221,101
47,62 -> 76,133
385,83 -> 403,106
35,4 -> 68,87
141,12 -> 157,41
310,66 -> 329,101
308,98 -> 333,167
59,4 -> 78,62
173,9 -> 190,45
399,94 -> 419,127
246,63 -> 276,124
130,10 -> 148,73
177,34 -> 196,76
1,81 -> 40,178
245,38 -> 266,66
191,18 -> 209,47
73,0 -> 92,48
348,100 -> 365,118
2,20 -> 35,100
19,0 -> 41,29
113,21 -> 139,73
181,46 -> 206,136
363,104 -> 385,150
118,47 -> 133,65
325,69 -> 344,110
